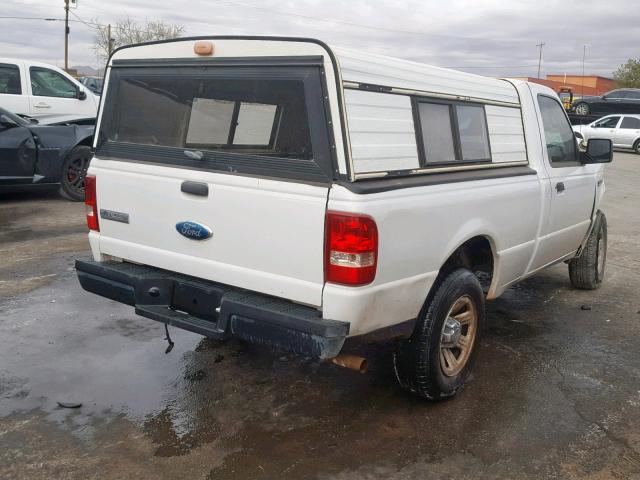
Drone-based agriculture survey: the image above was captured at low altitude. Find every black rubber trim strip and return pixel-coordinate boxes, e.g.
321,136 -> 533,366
181,181 -> 209,197
337,166 -> 537,194
97,141 -> 331,185
111,55 -> 324,68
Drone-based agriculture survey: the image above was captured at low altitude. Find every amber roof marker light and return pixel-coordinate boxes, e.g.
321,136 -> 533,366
194,41 -> 214,56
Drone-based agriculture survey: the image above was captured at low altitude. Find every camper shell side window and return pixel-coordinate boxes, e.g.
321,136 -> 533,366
343,85 -> 521,180
413,98 -> 492,167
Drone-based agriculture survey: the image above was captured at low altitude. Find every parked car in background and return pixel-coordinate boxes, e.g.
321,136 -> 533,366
573,114 -> 640,154
79,76 -> 103,95
572,88 -> 640,116
76,36 -> 613,401
0,58 -> 99,123
0,107 -> 93,200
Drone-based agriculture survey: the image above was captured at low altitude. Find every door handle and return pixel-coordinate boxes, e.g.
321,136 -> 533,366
555,182 -> 565,193
181,180 -> 208,197
34,103 -> 51,109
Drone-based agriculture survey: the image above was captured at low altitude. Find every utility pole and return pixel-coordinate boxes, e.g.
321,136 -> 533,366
107,24 -> 111,57
581,45 -> 586,99
536,42 -> 546,79
64,0 -> 70,71
107,23 -> 114,57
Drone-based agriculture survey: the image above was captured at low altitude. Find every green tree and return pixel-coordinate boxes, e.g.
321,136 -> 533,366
93,17 -> 184,63
613,58 -> 640,88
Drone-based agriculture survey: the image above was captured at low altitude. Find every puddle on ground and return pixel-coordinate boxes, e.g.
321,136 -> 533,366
2,258 -> 640,479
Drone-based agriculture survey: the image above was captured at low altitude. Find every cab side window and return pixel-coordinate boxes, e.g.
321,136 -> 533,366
0,64 -> 21,95
30,67 -> 77,98
605,90 -> 627,99
593,116 -> 620,128
620,117 -> 640,129
537,95 -> 578,166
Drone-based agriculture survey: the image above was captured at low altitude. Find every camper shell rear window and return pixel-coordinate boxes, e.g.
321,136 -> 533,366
96,58 -> 334,183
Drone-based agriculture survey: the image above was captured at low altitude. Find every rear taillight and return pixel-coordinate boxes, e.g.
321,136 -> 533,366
325,211 -> 378,286
85,175 -> 99,231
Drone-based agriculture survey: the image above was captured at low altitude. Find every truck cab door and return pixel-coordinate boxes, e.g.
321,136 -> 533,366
0,118 -> 37,185
531,91 -> 597,268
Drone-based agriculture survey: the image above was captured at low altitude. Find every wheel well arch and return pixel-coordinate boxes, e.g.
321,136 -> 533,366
438,235 -> 496,297
633,137 -> 640,149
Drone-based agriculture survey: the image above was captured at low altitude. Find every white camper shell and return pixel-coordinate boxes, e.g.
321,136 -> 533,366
77,37 -> 611,400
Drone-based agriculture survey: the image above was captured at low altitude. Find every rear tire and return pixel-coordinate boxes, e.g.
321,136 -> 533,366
569,211 -> 607,290
393,268 -> 484,400
574,102 -> 590,116
59,146 -> 92,201
633,139 -> 640,155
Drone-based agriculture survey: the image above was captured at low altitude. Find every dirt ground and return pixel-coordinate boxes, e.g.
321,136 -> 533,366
1,153 -> 639,480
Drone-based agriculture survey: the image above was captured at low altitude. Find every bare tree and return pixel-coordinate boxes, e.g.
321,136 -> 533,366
94,17 -> 184,63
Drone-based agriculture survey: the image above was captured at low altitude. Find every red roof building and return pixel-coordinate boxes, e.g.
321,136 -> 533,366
510,75 -> 616,97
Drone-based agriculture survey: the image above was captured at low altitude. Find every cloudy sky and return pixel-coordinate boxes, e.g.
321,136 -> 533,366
1,0 -> 637,78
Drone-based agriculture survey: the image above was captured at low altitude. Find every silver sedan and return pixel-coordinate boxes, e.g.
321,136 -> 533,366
573,114 -> 640,154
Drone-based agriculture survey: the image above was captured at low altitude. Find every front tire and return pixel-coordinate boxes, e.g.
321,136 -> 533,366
569,211 -> 607,290
574,102 -> 590,116
634,140 -> 640,155
59,146 -> 92,201
393,268 -> 485,400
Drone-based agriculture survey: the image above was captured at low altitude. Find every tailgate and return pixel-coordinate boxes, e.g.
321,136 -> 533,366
91,57 -> 335,306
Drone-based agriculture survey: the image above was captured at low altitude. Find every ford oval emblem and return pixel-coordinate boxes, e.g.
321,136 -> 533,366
175,221 -> 212,240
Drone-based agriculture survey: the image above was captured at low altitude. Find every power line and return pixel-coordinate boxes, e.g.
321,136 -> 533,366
0,15 -> 78,22
69,10 -> 102,29
0,14 -> 103,27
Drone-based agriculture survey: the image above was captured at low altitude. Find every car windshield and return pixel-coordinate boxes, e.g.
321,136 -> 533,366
0,107 -> 29,126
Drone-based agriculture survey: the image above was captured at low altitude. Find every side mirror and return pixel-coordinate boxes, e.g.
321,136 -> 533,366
580,138 -> 613,164
0,114 -> 19,129
78,89 -> 87,100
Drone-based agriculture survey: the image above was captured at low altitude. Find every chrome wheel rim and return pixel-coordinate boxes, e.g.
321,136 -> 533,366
439,295 -> 478,377
575,104 -> 589,115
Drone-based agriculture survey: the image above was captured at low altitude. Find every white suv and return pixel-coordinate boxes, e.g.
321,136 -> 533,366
0,58 -> 99,123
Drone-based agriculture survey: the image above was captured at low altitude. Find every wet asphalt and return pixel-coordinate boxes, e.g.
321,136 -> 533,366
1,153 -> 639,480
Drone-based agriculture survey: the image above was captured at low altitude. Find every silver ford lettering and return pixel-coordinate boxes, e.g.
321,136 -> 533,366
100,209 -> 130,224
175,221 -> 212,240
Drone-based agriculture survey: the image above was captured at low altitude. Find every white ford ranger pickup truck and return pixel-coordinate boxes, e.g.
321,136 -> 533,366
76,36 -> 613,400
